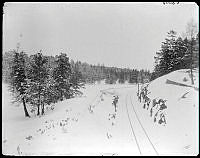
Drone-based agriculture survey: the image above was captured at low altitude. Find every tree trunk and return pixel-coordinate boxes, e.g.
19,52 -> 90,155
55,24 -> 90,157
37,104 -> 40,116
190,68 -> 194,85
190,40 -> 194,85
37,86 -> 41,116
22,97 -> 30,117
41,103 -> 45,115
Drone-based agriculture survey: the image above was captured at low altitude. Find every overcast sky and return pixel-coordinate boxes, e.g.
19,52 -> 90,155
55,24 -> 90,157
3,2 -> 199,71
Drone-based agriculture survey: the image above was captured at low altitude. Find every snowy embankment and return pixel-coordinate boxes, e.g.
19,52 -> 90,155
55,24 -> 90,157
134,69 -> 199,155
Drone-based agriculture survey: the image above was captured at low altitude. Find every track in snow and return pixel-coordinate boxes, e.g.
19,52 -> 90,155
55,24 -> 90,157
125,94 -> 142,155
101,86 -> 159,156
125,92 -> 159,156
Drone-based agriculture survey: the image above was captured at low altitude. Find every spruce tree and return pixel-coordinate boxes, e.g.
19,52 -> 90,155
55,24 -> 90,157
193,33 -> 199,68
153,30 -> 178,78
53,53 -> 72,101
70,62 -> 85,97
118,71 -> 125,84
129,69 -> 139,83
174,37 -> 189,69
9,51 -> 30,117
27,52 -> 48,116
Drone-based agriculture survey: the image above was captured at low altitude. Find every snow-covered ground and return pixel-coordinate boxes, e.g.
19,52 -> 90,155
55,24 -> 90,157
134,69 -> 199,155
2,69 -> 199,156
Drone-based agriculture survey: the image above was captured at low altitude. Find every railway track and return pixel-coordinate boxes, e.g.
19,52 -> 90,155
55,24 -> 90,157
125,94 -> 142,155
87,85 -> 159,155
125,93 -> 159,156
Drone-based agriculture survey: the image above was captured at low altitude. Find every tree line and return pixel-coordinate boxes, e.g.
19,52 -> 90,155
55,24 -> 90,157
151,20 -> 199,83
2,50 -> 151,118
3,51 -> 84,117
69,60 -> 151,84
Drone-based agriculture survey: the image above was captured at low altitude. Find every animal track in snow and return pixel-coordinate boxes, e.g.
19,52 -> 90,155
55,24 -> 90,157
106,132 -> 112,139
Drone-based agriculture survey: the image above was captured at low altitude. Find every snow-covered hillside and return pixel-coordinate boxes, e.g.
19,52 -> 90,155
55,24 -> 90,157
2,69 -> 199,156
135,69 -> 199,155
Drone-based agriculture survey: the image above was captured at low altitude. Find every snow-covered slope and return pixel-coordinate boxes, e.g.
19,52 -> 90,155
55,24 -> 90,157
148,69 -> 198,98
134,69 -> 199,155
2,82 -> 134,155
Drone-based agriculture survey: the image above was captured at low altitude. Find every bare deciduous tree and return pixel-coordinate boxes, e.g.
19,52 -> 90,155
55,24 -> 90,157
185,19 -> 197,85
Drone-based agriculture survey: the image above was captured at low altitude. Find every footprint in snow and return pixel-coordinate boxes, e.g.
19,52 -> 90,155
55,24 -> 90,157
72,118 -> 78,122
3,139 -> 7,143
37,129 -> 41,132
41,130 -> 46,134
53,137 -> 56,140
184,145 -> 191,150
25,135 -> 33,140
62,127 -> 68,133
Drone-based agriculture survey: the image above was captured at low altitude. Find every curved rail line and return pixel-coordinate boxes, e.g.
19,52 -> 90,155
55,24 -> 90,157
86,85 -> 159,155
129,94 -> 159,155
125,94 -> 142,155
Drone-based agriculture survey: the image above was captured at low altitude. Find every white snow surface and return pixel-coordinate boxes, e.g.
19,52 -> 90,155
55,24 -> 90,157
2,69 -> 199,156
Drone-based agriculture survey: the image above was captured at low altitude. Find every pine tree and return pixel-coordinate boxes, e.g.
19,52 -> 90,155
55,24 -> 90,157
193,33 -> 199,68
153,30 -> 178,78
174,37 -> 189,69
70,62 -> 85,97
42,77 -> 60,111
9,51 -> 30,117
27,52 -> 48,115
53,53 -> 72,101
118,71 -> 125,84
129,69 -> 139,83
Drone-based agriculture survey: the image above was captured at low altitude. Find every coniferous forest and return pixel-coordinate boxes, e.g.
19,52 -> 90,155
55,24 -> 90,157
2,50 -> 151,117
151,30 -> 199,82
